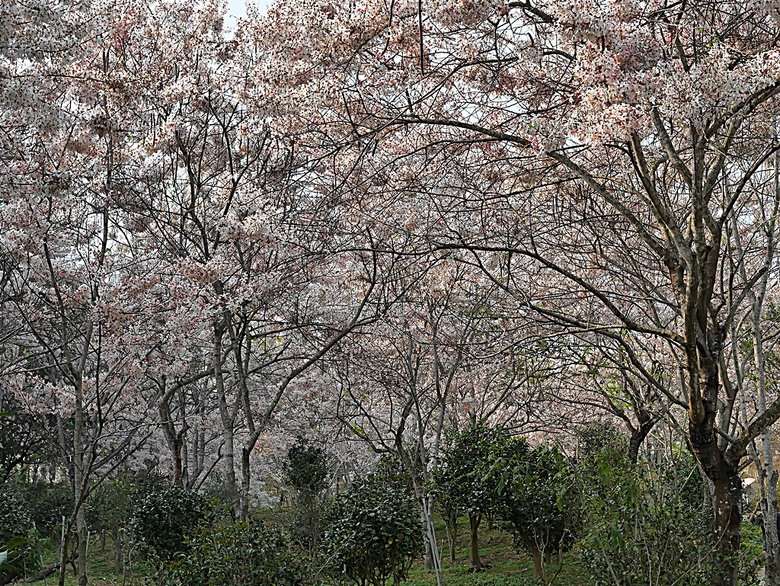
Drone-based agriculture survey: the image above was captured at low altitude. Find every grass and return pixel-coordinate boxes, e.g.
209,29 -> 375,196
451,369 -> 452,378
24,538 -> 150,586
403,518 -> 593,586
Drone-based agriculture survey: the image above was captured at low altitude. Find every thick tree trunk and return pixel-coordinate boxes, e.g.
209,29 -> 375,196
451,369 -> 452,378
712,473 -> 742,586
421,515 -> 434,570
750,298 -> 780,585
239,446 -> 252,520
469,514 -> 482,571
761,462 -> 780,586
628,411 -> 655,465
404,474 -> 437,572
61,372 -> 89,586
238,429 -> 263,520
690,417 -> 741,586
418,494 -> 443,577
158,399 -> 183,487
220,419 -> 238,513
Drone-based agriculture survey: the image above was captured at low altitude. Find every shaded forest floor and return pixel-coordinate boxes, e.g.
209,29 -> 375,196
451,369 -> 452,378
23,518 -> 591,586
405,519 -> 591,586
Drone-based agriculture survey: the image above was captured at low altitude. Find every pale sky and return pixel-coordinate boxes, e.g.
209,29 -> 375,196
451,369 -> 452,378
227,0 -> 270,18
225,0 -> 271,33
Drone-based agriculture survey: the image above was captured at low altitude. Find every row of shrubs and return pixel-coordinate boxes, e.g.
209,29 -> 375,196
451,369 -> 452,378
140,473 -> 422,586
0,425 -> 767,586
0,467 -> 422,586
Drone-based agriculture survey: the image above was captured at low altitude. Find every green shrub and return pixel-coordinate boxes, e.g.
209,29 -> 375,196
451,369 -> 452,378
86,475 -> 137,571
130,483 -> 210,564
285,437 -> 328,496
432,424 -> 528,569
159,517 -> 308,586
20,479 -> 73,538
324,473 -> 422,586
284,437 -> 329,553
86,477 -> 135,534
433,425 -> 526,523
576,425 -> 714,586
499,443 -> 580,580
0,484 -> 41,582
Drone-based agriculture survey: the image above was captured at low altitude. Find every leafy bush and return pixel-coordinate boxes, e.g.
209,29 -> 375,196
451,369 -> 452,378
499,443 -> 580,579
86,477 -> 135,535
86,476 -> 137,571
20,479 -> 73,538
285,437 -> 328,496
433,425 -> 526,522
130,483 -> 210,564
159,517 -> 308,586
0,484 -> 41,582
284,437 -> 328,553
0,400 -> 58,486
432,424 -> 528,569
740,521 -> 764,585
324,473 -> 422,586
576,425 -> 714,586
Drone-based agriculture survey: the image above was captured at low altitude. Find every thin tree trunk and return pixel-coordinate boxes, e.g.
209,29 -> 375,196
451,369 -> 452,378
214,321 -> 239,514
447,511 -> 457,564
522,534 -> 546,581
113,526 -> 122,573
75,507 -> 88,586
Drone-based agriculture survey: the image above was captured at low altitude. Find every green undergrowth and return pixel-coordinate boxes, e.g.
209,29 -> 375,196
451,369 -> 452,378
24,538 -> 149,586
404,517 -> 593,586
23,516 -> 590,586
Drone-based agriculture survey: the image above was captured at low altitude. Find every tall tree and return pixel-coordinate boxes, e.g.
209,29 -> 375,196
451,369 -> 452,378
253,0 -> 780,582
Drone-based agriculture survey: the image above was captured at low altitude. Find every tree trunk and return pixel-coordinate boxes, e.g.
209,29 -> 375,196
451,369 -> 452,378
158,399 -> 183,487
749,290 -> 780,585
628,411 -> 655,465
761,464 -> 780,586
239,429 -> 263,520
419,497 -> 433,570
75,507 -> 88,586
469,514 -> 482,571
214,322 -> 239,515
57,518 -> 68,586
66,372 -> 89,586
446,511 -> 457,564
113,526 -> 122,573
712,473 -> 741,586
220,419 -> 238,513
522,534 -> 546,581
691,417 -> 741,586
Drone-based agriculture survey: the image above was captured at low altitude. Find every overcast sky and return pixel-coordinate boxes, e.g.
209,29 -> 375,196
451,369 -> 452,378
224,0 -> 272,32
227,0 -> 270,18
224,0 -> 270,33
